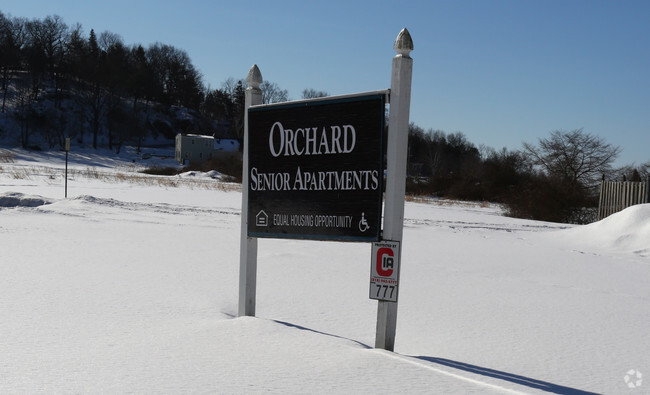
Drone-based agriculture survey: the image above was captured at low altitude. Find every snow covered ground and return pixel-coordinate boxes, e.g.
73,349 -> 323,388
0,147 -> 648,394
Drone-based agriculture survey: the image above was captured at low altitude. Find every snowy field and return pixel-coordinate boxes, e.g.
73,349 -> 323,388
0,147 -> 648,394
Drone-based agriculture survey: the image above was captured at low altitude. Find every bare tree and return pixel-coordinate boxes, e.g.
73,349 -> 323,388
98,30 -> 122,53
25,15 -> 67,75
14,73 -> 35,148
1,14 -> 27,112
302,88 -> 328,99
26,15 -> 68,103
616,161 -> 650,182
260,81 -> 288,104
221,77 -> 245,100
640,161 -> 650,179
523,129 -> 621,187
78,82 -> 107,149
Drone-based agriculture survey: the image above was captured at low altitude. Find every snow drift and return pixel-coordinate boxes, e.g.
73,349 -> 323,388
0,192 -> 52,208
555,203 -> 650,257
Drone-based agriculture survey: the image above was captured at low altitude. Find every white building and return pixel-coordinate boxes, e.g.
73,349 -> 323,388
175,134 -> 240,165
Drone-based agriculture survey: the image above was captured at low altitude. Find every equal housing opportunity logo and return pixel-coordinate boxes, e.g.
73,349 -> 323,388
624,369 -> 643,389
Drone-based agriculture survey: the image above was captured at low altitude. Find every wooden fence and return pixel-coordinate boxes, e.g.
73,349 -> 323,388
597,176 -> 650,220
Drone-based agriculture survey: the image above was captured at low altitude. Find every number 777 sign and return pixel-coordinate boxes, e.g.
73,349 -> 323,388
370,241 -> 401,302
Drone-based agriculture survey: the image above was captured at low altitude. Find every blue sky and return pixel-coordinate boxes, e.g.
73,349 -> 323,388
2,0 -> 649,166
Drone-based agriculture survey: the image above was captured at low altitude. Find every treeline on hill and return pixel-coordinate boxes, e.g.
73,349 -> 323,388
0,12 -> 267,151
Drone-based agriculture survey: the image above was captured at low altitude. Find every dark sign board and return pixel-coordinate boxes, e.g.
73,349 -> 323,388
247,94 -> 385,241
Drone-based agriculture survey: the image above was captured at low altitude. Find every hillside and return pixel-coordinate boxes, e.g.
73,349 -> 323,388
0,12 -> 243,151
0,73 -> 232,152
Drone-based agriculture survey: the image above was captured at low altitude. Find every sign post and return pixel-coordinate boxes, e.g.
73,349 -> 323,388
64,137 -> 70,198
239,65 -> 263,317
375,28 -> 413,351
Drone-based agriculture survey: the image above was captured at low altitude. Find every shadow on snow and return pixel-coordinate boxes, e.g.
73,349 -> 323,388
414,356 -> 599,395
230,315 -> 598,394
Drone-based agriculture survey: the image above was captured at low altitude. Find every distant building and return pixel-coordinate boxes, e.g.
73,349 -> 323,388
175,134 -> 240,165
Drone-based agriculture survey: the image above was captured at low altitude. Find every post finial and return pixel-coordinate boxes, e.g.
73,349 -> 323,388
246,64 -> 263,90
393,28 -> 413,57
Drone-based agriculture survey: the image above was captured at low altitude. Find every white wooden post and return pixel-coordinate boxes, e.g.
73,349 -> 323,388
375,28 -> 413,351
239,64 -> 263,317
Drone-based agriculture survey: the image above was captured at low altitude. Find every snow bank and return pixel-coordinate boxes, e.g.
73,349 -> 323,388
556,203 -> 650,256
0,192 -> 52,208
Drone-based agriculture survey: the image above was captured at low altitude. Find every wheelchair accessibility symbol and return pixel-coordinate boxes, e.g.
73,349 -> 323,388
359,212 -> 369,232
